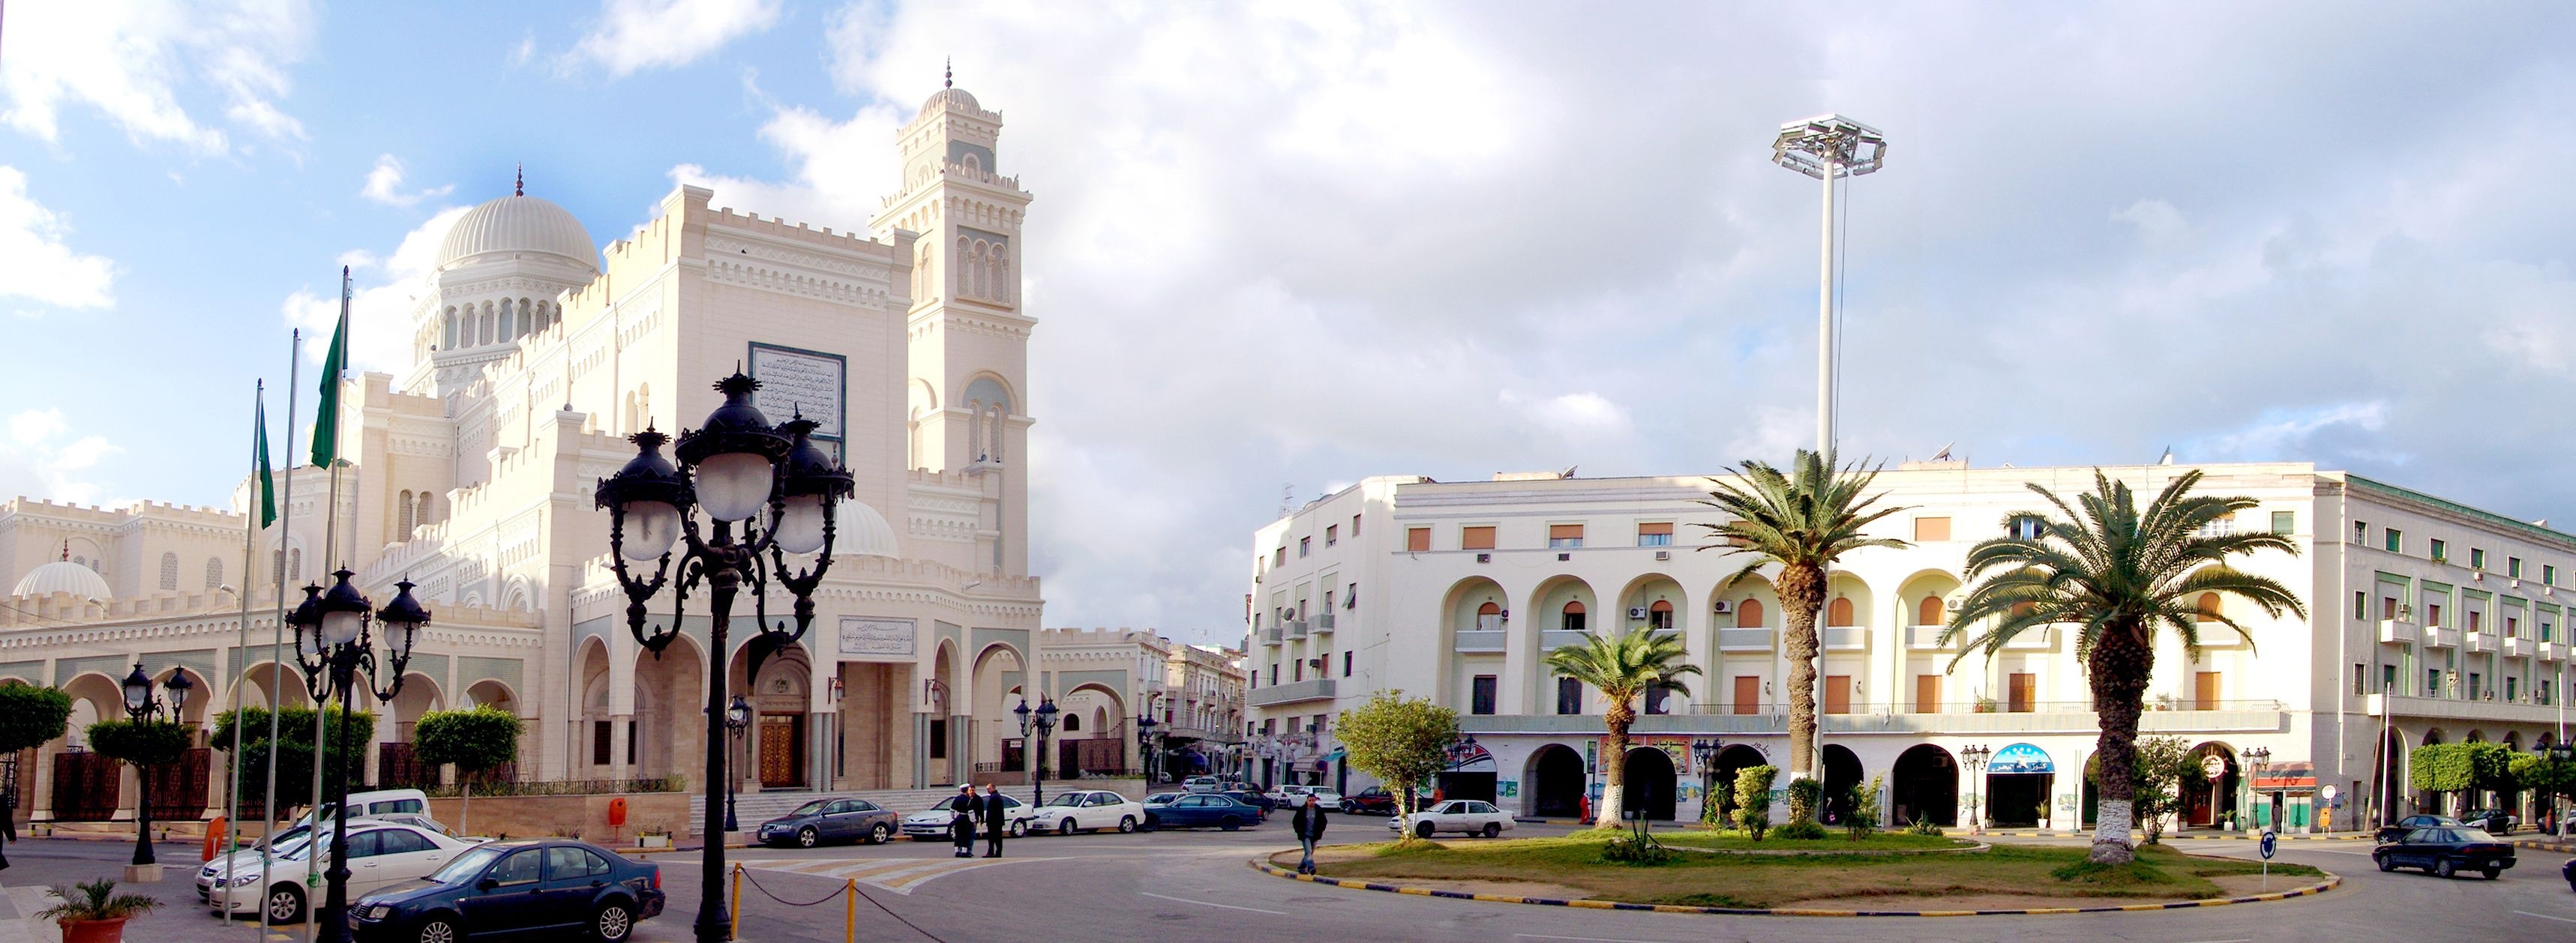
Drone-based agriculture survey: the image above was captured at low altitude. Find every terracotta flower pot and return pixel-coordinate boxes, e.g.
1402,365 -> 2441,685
58,917 -> 127,943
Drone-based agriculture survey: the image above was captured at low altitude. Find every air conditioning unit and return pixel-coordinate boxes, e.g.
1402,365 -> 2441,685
1711,600 -> 1732,615
1475,553 -> 1492,564
1945,592 -> 1967,612
1558,552 -> 1571,561
1628,607 -> 1648,619
1654,550 -> 1671,561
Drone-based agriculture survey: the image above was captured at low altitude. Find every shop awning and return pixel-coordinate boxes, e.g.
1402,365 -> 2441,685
1991,742 -> 2053,774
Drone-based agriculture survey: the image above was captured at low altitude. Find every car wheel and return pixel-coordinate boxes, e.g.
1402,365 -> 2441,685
1060,821 -> 1078,837
1010,819 -> 1027,838
1220,816 -> 1242,831
595,900 -> 636,942
797,826 -> 820,849
2483,865 -> 2501,880
414,916 -> 460,943
1141,814 -> 1159,832
2436,858 -> 2458,879
1416,822 -> 1435,839
868,823 -> 892,845
264,885 -> 305,925
2377,856 -> 2395,873
1482,822 -> 1502,838
1118,816 -> 1138,834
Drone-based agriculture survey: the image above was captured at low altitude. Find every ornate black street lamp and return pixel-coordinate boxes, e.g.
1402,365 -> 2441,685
1690,737 -> 1724,823
1135,710 -> 1161,786
597,373 -> 856,943
1959,744 -> 1992,835
2243,745 -> 2272,831
723,695 -> 751,832
118,661 -> 193,867
1015,697 -> 1060,806
291,570 -> 428,943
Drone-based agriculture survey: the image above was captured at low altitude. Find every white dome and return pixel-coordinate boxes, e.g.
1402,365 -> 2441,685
436,194 -> 598,271
837,498 -> 901,559
13,561 -> 110,600
919,87 -> 982,118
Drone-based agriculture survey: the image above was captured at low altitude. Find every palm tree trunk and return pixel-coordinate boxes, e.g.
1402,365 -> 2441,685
2087,622 -> 2153,864
1777,564 -> 1825,779
1596,702 -> 1634,828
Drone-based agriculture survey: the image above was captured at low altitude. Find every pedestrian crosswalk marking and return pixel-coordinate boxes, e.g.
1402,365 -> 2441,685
736,855 -> 1061,895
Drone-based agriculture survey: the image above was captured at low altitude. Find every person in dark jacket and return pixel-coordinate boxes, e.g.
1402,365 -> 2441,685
949,785 -> 979,858
1291,795 -> 1328,874
982,783 -> 1010,858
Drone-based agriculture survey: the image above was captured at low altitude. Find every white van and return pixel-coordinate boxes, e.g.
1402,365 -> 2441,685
292,788 -> 431,829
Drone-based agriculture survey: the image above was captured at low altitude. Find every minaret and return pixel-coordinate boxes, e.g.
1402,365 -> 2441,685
875,73 -> 1035,576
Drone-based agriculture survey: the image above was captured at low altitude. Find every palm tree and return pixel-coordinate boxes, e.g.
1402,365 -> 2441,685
1698,450 -> 1907,783
1944,469 -> 2303,864
1546,626 -> 1699,828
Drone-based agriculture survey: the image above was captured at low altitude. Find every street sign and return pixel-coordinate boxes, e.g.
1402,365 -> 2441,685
2201,754 -> 2226,781
2320,784 -> 2338,802
2258,830 -> 2278,860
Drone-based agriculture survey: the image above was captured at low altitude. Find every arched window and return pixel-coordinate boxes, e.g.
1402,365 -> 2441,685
997,254 -> 1012,303
498,298 -> 514,340
398,489 -> 415,534
955,237 -> 970,296
1561,600 -> 1586,633
962,153 -> 981,174
986,404 -> 1005,463
1735,598 -> 1765,629
442,307 -> 459,349
1648,599 -> 1675,630
1917,595 -> 1945,626
158,552 -> 178,591
518,298 -> 533,337
972,241 -> 991,298
289,548 -> 302,582
1827,597 -> 1855,627
205,557 -> 223,589
907,406 -> 925,469
417,492 -> 435,526
2196,593 -> 2222,623
478,306 -> 494,346
967,399 -> 985,461
1063,713 -> 1079,733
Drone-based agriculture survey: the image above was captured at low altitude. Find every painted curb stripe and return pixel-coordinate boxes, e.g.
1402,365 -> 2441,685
1249,858 -> 2341,918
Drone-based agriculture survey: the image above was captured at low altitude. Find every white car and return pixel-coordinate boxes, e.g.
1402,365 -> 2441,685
1024,789 -> 1147,835
1390,799 -> 1514,838
900,794 -> 1033,840
1264,784 -> 1318,806
1183,776 -> 1222,793
208,821 -> 481,924
197,813 -> 449,906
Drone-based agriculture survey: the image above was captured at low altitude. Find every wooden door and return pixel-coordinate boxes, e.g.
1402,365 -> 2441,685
758,714 -> 805,788
1914,675 -> 1941,714
2194,672 -> 2220,711
2007,673 -> 2035,713
1823,675 -> 1852,714
145,747 -> 211,822
1732,676 -> 1759,715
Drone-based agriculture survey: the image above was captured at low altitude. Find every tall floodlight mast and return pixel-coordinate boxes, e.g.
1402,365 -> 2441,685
1771,115 -> 1887,453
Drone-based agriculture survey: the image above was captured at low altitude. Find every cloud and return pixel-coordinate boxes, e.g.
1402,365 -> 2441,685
359,154 -> 454,207
0,0 -> 313,154
2111,199 -> 2187,241
0,407 -> 120,507
0,166 -> 115,312
565,0 -> 781,78
280,206 -> 469,374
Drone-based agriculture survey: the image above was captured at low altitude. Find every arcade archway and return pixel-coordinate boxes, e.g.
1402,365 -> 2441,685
1622,746 -> 1677,821
1891,744 -> 1957,827
1821,744 -> 1863,824
1526,744 -> 1585,819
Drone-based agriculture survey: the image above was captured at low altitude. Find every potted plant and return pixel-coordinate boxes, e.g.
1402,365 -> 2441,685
39,879 -> 160,943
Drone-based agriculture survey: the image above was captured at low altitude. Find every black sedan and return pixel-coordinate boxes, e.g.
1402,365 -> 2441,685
2374,813 -> 2464,844
352,839 -> 664,942
1144,794 -> 1266,831
758,798 -> 900,848
2373,826 -> 2516,879
2462,808 -> 2517,834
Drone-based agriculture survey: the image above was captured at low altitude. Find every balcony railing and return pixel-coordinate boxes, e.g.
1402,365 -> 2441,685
2003,628 -> 2053,650
2368,693 -> 2567,723
1718,628 -> 1774,651
1249,678 -> 1336,708
2504,636 -> 2527,658
1823,627 -> 1867,650
2544,641 -> 2564,662
2465,630 -> 2495,654
1459,699 -> 2286,735
1454,630 -> 1506,653
1540,630 -> 1591,652
2377,618 -> 2410,645
2423,626 -> 2460,648
1906,625 -> 1951,649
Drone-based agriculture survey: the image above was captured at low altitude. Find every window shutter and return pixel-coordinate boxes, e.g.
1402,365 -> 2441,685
1913,517 -> 1951,542
1461,526 -> 1496,550
1548,524 -> 1584,540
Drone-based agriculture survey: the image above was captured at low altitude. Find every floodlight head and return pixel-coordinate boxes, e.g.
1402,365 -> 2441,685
1771,113 -> 1887,179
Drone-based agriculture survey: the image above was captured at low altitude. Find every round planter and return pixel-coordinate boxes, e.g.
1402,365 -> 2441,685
59,917 -> 128,943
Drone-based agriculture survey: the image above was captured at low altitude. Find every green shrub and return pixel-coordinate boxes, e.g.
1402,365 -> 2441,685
1601,828 -> 1677,865
1786,777 -> 1824,824
1773,820 -> 1828,840
1846,775 -> 1882,840
85,719 -> 191,767
0,683 -> 73,753
1732,765 -> 1777,840
1906,818 -> 1945,837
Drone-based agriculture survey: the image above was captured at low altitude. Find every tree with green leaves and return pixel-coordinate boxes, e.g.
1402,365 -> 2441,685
415,705 -> 523,836
210,705 -> 375,810
1733,765 -> 1777,840
1697,450 -> 1907,783
0,683 -> 72,869
2119,735 -> 2194,844
1335,691 -> 1457,842
1945,469 -> 2304,864
1545,626 -> 1699,827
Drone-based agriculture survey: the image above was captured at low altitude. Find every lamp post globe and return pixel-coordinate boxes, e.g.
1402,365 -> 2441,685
673,375 -> 790,522
723,694 -> 751,832
289,567 -> 425,943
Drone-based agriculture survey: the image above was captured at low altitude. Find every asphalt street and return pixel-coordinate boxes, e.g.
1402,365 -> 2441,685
2,824 -> 2571,942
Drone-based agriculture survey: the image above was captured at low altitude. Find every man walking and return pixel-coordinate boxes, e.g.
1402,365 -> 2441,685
1291,794 -> 1328,875
982,783 -> 1010,858
949,785 -> 979,858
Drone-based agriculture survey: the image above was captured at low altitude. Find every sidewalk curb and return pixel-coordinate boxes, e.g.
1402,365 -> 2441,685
1981,831 -> 2371,842
1249,857 -> 2343,917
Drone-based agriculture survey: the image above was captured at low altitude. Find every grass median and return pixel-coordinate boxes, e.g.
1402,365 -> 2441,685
1297,832 -> 2325,909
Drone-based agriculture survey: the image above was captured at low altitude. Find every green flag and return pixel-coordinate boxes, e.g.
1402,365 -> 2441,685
253,383 -> 277,528
311,266 -> 349,468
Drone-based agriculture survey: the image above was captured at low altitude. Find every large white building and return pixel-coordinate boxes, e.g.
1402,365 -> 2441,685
1246,461 -> 2575,831
0,82 -> 1076,826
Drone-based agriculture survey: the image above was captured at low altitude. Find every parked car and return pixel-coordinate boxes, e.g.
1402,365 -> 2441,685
350,839 -> 665,943
901,794 -> 1031,840
212,822 -> 482,924
1340,787 -> 1399,816
1142,794 -> 1265,831
1183,776 -> 1223,793
297,788 -> 433,829
2463,808 -> 2518,834
2563,855 -> 2574,892
1391,800 -> 1515,839
2373,826 -> 2516,879
1025,789 -> 1147,834
1264,784 -> 1315,805
757,798 -> 900,848
2375,813 -> 2465,844
199,814 -> 453,906
1222,790 -> 1277,819
1142,792 -> 1186,807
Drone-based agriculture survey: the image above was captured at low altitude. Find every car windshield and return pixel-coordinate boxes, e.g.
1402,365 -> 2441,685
427,846 -> 508,884
1041,794 -> 1084,807
788,800 -> 833,817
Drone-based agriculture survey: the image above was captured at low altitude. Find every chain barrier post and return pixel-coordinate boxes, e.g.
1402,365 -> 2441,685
845,879 -> 857,943
730,863 -> 743,939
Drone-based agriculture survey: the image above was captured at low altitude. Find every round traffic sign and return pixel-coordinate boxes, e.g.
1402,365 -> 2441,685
2258,830 -> 2278,859
2320,784 -> 2338,801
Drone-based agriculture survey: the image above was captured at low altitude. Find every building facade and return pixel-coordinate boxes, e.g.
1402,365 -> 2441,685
1247,463 -> 2575,831
0,82 -> 1056,825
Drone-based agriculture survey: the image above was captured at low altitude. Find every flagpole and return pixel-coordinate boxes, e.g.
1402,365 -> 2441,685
259,334 -> 299,940
218,381 -> 264,930
307,268 -> 350,943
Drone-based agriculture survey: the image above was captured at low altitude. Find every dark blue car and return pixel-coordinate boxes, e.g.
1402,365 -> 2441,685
351,839 -> 664,942
1144,794 -> 1264,831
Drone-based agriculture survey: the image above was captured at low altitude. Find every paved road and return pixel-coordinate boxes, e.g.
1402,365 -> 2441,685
4,825 -> 2572,942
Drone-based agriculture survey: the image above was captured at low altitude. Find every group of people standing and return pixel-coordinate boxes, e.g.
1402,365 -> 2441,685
948,783 -> 1012,858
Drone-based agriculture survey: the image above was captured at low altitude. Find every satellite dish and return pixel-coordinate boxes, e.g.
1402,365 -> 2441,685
1928,442 -> 1954,462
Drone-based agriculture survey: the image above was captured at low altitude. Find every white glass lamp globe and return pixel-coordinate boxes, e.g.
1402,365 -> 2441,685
694,453 -> 774,522
322,609 -> 364,647
621,499 -> 682,560
772,494 -> 828,555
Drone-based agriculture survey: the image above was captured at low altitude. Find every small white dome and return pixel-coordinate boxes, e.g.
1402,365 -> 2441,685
13,561 -> 110,600
919,87 -> 982,118
838,498 -> 901,559
436,193 -> 598,271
